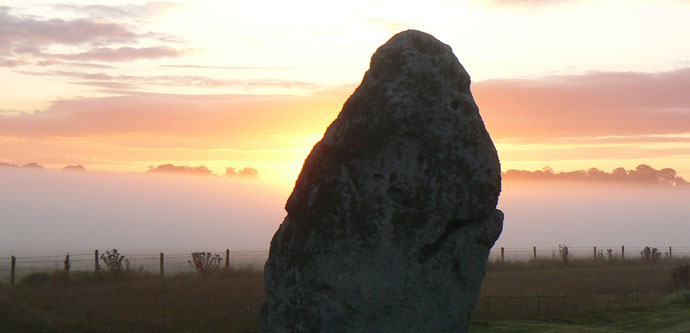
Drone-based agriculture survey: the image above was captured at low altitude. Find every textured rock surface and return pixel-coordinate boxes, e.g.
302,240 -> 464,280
261,30 -> 503,332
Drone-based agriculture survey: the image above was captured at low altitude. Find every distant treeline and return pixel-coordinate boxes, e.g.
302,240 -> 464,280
0,161 -> 259,179
147,164 -> 259,179
503,164 -> 689,187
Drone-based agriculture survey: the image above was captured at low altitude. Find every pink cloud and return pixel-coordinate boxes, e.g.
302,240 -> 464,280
60,46 -> 185,61
473,68 -> 690,141
0,90 -> 346,137
16,69 -> 324,90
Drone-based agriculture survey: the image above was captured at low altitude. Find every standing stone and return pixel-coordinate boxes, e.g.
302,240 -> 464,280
261,30 -> 503,332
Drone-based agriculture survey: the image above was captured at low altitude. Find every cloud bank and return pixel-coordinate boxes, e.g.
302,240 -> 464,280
0,6 -> 184,67
474,68 -> 690,142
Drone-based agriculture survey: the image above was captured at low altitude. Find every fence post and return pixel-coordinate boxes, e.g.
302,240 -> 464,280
621,245 -> 625,260
10,255 -> 16,286
160,252 -> 164,278
225,249 -> 230,271
94,249 -> 100,272
593,246 -> 597,259
669,246 -> 672,259
533,246 -> 537,261
500,247 -> 505,262
64,253 -> 70,276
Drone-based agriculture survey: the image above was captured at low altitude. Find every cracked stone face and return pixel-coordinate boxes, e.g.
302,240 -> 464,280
261,30 -> 503,333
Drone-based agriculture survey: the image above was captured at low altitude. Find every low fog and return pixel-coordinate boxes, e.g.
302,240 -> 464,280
0,168 -> 287,257
1,168 -> 689,257
497,180 -> 690,249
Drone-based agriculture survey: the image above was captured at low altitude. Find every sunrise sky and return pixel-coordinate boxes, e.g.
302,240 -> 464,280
2,0 -> 690,186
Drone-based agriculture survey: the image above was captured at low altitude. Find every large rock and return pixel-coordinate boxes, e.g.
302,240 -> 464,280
261,30 -> 503,332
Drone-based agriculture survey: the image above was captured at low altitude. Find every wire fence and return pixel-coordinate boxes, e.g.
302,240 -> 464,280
488,245 -> 690,262
3,245 -> 689,284
0,249 -> 269,284
2,245 -> 688,323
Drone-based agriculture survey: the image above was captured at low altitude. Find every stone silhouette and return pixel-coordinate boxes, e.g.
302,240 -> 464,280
261,30 -> 503,332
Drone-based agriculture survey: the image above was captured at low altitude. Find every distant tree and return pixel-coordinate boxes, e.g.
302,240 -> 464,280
63,165 -> 86,172
606,248 -> 614,261
226,167 -> 259,179
22,162 -> 44,169
640,246 -> 662,264
148,164 -> 213,176
189,252 -> 222,275
611,167 -> 627,179
559,244 -> 571,265
100,249 -> 126,274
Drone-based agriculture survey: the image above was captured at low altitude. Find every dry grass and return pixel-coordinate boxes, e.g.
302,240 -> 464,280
1,257 -> 687,331
474,258 -> 688,321
0,268 -> 263,332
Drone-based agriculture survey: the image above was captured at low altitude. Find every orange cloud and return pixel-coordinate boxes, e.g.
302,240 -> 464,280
474,68 -> 690,142
0,88 -> 348,138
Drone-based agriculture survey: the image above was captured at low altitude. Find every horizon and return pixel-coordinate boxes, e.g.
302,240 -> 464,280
1,1 -> 690,187
1,0 -> 690,255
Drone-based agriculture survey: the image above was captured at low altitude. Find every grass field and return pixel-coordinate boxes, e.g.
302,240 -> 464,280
0,268 -> 264,332
0,258 -> 688,332
471,292 -> 690,332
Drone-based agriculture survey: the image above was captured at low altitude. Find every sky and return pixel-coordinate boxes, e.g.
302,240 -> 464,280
1,1 -> 690,256
1,0 -> 690,185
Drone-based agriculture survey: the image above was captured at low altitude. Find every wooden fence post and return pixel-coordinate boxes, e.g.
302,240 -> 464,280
621,246 -> 625,260
500,247 -> 505,262
160,253 -> 164,278
64,253 -> 70,276
94,249 -> 100,272
594,246 -> 597,259
10,255 -> 16,286
533,246 -> 537,261
669,246 -> 672,259
225,249 -> 230,271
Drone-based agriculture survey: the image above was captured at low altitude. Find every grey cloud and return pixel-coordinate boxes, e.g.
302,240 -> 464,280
0,6 -> 184,67
0,7 -> 137,45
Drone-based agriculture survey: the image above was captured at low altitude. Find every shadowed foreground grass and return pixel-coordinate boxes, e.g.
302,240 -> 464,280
470,291 -> 690,332
0,268 -> 263,332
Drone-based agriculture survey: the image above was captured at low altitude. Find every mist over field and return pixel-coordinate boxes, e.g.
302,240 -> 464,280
1,168 -> 689,257
497,180 -> 690,248
0,168 -> 286,256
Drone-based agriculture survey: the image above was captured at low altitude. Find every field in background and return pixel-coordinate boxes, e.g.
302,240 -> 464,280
1,250 -> 689,332
475,258 -> 689,321
0,269 -> 264,332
